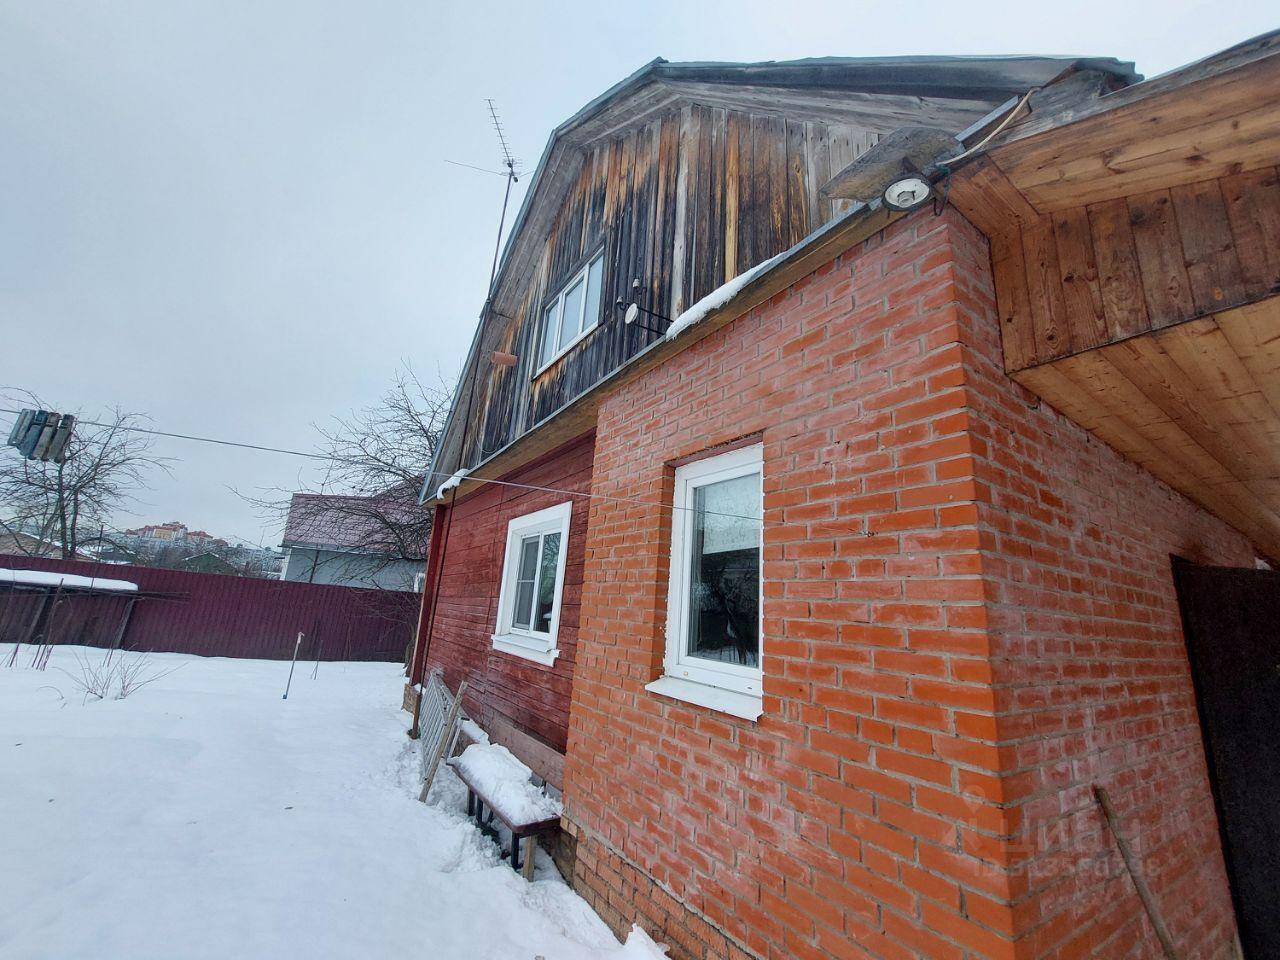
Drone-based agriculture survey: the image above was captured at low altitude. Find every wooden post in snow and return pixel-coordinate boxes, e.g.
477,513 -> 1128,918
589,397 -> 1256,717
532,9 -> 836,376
282,631 -> 304,700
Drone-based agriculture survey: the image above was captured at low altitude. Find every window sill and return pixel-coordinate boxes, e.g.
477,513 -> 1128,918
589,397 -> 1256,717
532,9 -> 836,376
491,633 -> 559,667
532,323 -> 598,380
645,676 -> 762,722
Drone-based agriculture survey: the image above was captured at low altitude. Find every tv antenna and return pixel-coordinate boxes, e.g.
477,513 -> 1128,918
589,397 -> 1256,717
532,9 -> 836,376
483,98 -> 520,296
487,99 -> 517,178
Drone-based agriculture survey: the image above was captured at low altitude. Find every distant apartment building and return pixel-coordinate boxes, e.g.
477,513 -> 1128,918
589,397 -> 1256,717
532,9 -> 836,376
122,521 -> 226,550
118,521 -> 282,577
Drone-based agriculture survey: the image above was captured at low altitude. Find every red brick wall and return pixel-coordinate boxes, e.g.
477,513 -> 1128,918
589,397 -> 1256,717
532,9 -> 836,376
950,213 -> 1252,959
416,432 -> 595,752
562,210 -> 1249,960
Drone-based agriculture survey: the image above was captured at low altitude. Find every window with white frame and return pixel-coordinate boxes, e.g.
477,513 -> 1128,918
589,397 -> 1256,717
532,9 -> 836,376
492,501 -> 572,665
647,444 -> 763,720
537,251 -> 605,373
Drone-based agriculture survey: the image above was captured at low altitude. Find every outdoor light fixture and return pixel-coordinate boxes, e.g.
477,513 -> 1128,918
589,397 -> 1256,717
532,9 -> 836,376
882,175 -> 933,211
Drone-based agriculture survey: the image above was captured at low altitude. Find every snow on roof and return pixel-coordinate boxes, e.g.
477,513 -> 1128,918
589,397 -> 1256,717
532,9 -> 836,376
0,569 -> 139,593
433,468 -> 470,502
664,248 -> 790,342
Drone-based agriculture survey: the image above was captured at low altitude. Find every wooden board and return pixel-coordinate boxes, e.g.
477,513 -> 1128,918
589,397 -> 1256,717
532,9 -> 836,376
990,45 -> 1280,211
436,202 -> 902,508
1012,294 -> 1280,561
991,167 -> 1280,371
446,101 -> 886,471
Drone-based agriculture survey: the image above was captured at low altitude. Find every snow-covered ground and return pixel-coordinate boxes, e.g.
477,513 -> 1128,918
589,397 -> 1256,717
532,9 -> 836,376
0,645 -> 663,960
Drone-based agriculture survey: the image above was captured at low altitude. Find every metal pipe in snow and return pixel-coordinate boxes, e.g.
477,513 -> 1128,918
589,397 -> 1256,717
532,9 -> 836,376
282,631 -> 304,700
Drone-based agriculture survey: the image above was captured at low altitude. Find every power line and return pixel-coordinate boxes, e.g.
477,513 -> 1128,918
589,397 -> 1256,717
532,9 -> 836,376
0,406 -> 805,530
0,407 -> 326,461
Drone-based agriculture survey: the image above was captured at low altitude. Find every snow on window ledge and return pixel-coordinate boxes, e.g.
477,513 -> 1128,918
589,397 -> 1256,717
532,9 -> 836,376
645,675 -> 762,722
491,633 -> 559,667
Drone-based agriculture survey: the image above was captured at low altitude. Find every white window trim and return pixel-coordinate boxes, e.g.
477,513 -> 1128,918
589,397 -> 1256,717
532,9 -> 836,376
492,500 -> 572,666
646,444 -> 764,720
534,252 -> 604,377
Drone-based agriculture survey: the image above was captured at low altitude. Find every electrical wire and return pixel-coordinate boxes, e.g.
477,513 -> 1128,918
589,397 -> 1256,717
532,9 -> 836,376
0,406 -> 857,533
3,96 -> 1032,560
0,408 -> 326,461
936,86 -> 1041,170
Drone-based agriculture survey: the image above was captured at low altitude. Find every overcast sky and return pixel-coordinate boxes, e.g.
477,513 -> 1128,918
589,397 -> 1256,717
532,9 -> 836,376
1,0 -> 1273,547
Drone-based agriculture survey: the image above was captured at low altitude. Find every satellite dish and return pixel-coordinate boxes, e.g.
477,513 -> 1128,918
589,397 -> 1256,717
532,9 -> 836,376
624,303 -> 640,326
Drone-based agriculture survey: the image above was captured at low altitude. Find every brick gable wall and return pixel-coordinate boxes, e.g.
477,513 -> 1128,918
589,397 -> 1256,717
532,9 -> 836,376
562,210 -> 1248,959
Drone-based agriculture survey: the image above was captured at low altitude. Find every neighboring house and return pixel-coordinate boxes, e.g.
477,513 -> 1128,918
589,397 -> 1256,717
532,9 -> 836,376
0,530 -> 79,559
116,521 -> 281,577
91,541 -> 139,565
410,40 -> 1280,960
279,492 -> 422,591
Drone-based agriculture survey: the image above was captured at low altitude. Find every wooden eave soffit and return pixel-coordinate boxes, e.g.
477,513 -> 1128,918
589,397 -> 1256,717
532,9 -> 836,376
941,43 -> 1280,563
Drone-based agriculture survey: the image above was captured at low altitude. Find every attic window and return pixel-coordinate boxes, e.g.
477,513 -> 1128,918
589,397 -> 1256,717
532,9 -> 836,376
536,251 -> 604,374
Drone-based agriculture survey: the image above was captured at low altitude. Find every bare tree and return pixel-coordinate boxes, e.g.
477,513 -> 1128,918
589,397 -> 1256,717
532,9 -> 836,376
243,365 -> 452,580
1,394 -> 170,560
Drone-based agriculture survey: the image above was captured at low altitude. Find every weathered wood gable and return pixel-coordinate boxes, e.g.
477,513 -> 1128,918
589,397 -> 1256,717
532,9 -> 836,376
433,57 -> 1136,481
468,104 -> 882,466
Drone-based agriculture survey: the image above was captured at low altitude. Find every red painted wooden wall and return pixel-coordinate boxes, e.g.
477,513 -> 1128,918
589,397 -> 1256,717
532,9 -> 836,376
413,431 -> 595,754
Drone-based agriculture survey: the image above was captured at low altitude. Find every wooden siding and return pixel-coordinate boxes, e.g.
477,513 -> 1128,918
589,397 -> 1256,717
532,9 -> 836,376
421,433 -> 596,753
983,167 -> 1280,371
946,52 -> 1280,563
990,44 -> 1280,212
461,105 -> 879,468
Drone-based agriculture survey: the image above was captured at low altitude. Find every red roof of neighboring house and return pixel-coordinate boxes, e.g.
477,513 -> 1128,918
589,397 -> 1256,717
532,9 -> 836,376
281,489 -> 420,553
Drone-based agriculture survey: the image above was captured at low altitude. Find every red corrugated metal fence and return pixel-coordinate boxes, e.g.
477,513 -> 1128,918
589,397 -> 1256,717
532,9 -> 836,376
0,556 -> 419,661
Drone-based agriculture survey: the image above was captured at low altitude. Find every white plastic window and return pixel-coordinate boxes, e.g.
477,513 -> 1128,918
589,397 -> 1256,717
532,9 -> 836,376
492,501 -> 572,666
537,252 -> 605,372
647,444 -> 763,720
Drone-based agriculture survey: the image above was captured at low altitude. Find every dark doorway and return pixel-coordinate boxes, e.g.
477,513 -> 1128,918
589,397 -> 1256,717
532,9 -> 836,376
1174,558 -> 1280,958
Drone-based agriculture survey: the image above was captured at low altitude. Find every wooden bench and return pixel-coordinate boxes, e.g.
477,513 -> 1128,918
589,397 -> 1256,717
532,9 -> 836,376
447,708 -> 566,880
446,757 -> 560,879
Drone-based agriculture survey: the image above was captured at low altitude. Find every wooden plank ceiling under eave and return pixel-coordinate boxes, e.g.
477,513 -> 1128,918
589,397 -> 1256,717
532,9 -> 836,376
1012,296 -> 1280,561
